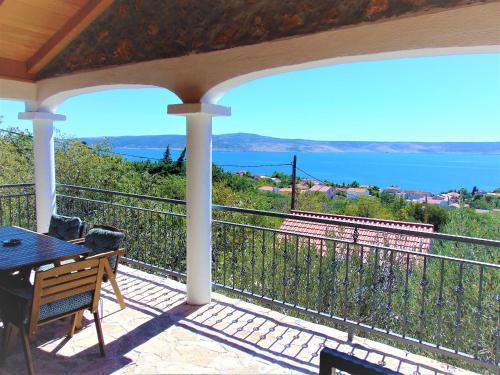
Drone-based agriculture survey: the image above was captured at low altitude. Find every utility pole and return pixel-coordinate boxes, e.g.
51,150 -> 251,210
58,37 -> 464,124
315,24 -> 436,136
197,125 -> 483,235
291,155 -> 297,211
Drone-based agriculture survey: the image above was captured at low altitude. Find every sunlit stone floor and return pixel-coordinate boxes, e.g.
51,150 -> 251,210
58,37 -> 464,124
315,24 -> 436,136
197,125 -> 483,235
0,265 -> 473,374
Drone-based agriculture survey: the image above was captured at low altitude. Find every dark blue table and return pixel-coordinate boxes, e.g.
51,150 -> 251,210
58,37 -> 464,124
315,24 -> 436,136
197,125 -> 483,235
0,226 -> 90,272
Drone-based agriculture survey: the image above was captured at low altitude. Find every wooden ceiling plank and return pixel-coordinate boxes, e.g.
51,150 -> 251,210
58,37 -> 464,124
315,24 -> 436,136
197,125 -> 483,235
26,0 -> 113,75
0,57 -> 34,81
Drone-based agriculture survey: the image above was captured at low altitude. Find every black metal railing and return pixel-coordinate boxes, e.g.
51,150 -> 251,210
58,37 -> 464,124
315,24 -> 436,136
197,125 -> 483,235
1,183 -> 498,371
211,217 -> 499,371
56,184 -> 186,280
0,183 -> 36,231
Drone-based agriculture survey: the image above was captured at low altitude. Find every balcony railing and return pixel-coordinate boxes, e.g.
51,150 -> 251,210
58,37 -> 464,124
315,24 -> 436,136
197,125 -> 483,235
0,183 -> 36,230
1,183 -> 499,371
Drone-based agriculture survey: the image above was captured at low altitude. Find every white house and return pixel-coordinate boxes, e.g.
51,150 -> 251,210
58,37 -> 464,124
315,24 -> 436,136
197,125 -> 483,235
346,188 -> 369,199
309,185 -> 335,199
258,186 -> 279,193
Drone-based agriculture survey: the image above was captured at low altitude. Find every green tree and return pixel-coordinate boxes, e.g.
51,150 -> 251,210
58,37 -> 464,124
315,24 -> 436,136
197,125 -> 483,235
163,145 -> 173,164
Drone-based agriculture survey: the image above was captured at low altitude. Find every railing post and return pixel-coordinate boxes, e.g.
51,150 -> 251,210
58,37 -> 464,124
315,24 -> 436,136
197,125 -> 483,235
168,103 -> 230,305
18,110 -> 66,232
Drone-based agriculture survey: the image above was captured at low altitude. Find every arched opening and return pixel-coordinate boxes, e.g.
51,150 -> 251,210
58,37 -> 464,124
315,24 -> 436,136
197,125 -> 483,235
203,46 -> 500,104
207,53 -> 500,195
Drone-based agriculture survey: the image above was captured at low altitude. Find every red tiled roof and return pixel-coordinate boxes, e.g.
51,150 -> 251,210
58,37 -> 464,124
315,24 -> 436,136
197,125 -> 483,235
279,210 -> 433,255
258,186 -> 275,192
426,198 -> 445,205
309,185 -> 332,193
403,190 -> 428,196
279,188 -> 292,194
295,184 -> 309,190
347,188 -> 369,193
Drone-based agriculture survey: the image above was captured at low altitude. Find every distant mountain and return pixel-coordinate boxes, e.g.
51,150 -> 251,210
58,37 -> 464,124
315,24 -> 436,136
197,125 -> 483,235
82,133 -> 500,154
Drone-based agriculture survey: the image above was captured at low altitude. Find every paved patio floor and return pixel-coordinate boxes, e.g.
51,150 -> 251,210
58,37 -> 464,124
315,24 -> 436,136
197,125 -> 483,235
0,265 -> 474,374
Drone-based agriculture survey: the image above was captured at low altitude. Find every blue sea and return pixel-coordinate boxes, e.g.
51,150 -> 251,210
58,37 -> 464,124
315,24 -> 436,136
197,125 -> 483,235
113,148 -> 500,193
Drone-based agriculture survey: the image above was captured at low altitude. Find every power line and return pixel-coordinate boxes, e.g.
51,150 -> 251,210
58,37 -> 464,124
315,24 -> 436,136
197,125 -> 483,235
0,128 -> 32,137
218,163 -> 291,168
296,166 -> 330,185
0,128 -> 164,161
1,128 -> 293,170
96,150 -> 162,161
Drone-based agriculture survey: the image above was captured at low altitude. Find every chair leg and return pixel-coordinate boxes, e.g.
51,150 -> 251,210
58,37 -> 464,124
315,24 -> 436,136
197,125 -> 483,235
105,263 -> 126,310
93,311 -> 105,357
20,325 -> 35,375
67,313 -> 78,338
74,310 -> 84,331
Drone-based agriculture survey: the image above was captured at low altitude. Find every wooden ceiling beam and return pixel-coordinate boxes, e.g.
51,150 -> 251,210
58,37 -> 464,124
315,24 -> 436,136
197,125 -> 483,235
26,0 -> 113,75
0,57 -> 34,81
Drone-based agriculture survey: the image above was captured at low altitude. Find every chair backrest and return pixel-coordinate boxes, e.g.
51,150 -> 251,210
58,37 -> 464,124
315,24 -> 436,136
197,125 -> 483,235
86,224 -> 126,274
48,214 -> 85,241
30,258 -> 105,326
319,347 -> 399,375
93,224 -> 124,234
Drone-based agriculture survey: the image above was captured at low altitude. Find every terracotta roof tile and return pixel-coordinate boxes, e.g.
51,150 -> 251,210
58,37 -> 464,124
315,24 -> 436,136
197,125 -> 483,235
279,210 -> 433,256
347,188 -> 369,193
309,185 -> 332,193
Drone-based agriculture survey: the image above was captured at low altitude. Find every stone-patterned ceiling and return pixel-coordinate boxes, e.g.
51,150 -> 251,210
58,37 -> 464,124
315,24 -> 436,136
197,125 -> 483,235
37,0 -> 480,80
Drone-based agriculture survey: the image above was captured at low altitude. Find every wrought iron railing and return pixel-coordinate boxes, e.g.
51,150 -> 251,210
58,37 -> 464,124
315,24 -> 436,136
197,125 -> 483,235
56,184 -> 187,280
1,183 -> 498,371
0,183 -> 36,230
211,216 -> 499,372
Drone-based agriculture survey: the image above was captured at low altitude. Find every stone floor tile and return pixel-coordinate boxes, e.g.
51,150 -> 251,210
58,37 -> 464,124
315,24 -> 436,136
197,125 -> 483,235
0,265 -> 478,375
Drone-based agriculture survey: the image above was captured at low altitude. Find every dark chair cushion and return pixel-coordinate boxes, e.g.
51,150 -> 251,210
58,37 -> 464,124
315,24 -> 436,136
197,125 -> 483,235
85,228 -> 125,253
0,286 -> 92,323
47,214 -> 82,241
39,292 -> 93,321
85,228 -> 125,271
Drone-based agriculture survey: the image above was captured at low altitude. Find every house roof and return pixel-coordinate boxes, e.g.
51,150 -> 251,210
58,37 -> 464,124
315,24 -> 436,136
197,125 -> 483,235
346,188 -> 369,193
258,186 -> 275,192
279,210 -> 434,254
403,190 -> 429,196
310,185 -> 332,193
384,186 -> 401,191
426,198 -> 445,205
279,188 -> 292,194
295,184 -> 309,190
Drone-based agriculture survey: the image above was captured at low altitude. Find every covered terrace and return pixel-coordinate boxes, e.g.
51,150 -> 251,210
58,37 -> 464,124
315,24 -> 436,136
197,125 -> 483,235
1,1 -> 500,374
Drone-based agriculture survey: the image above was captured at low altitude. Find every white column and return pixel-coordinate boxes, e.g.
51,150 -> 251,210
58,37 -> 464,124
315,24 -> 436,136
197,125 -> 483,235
168,103 -> 230,305
18,111 -> 66,232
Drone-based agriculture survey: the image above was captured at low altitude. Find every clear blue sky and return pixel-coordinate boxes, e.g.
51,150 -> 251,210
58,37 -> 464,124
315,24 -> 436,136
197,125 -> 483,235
1,53 -> 499,142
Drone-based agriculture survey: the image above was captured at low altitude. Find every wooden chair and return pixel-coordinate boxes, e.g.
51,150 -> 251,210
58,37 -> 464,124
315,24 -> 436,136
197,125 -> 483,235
0,258 -> 106,375
72,224 -> 127,310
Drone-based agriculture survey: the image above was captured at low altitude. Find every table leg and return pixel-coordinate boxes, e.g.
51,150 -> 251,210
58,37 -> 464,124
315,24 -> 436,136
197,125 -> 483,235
1,323 -> 18,361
